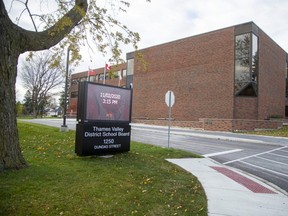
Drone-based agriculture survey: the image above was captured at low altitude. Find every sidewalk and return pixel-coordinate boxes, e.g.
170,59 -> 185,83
131,123 -> 288,146
167,158 -> 288,216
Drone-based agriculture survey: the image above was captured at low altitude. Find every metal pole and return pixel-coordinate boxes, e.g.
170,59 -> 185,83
103,63 -> 106,84
168,91 -> 171,148
62,47 -> 70,129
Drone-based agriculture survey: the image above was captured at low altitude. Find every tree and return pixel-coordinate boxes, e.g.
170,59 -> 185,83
0,0 -> 145,170
16,101 -> 23,116
23,90 -> 33,115
20,52 -> 64,118
59,70 -> 72,115
59,87 -> 69,114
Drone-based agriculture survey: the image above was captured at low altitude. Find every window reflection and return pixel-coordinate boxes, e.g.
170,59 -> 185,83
235,33 -> 258,96
252,34 -> 258,83
286,61 -> 288,97
71,91 -> 78,98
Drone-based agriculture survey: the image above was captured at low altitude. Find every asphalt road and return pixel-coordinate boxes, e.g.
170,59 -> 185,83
131,124 -> 288,193
22,119 -> 288,193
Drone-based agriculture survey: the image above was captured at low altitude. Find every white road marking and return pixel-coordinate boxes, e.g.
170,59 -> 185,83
256,156 -> 288,166
223,146 -> 287,165
279,149 -> 288,153
203,149 -> 242,157
239,161 -> 288,178
268,152 -> 288,159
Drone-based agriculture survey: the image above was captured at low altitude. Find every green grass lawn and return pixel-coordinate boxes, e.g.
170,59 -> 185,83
243,125 -> 288,137
0,122 -> 207,216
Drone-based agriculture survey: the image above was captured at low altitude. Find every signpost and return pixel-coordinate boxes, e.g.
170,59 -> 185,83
165,90 -> 175,148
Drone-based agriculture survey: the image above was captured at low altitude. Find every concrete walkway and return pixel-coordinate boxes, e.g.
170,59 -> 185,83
167,158 -> 288,216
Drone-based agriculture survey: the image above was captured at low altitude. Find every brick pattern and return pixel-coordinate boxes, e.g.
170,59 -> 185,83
133,119 -> 204,129
210,166 -> 276,193
131,23 -> 287,131
202,118 -> 283,131
69,23 -> 287,132
257,31 -> 286,119
132,27 -> 235,121
234,97 -> 258,120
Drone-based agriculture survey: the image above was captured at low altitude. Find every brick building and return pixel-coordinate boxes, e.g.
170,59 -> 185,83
70,22 -> 288,131
68,63 -> 127,117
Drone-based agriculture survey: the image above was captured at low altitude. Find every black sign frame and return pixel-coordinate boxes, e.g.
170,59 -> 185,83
75,81 -> 132,156
77,81 -> 132,124
75,123 -> 131,156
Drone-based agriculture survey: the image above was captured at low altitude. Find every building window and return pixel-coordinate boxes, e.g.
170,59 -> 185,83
122,69 -> 127,77
71,91 -> 78,98
71,79 -> 78,85
113,71 -> 120,78
127,59 -> 134,75
80,77 -> 87,82
99,74 -> 104,81
286,61 -> 288,98
89,75 -> 96,82
235,33 -> 258,96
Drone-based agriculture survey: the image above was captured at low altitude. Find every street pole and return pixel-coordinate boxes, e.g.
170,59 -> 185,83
165,90 -> 175,148
168,91 -> 171,148
61,47 -> 70,132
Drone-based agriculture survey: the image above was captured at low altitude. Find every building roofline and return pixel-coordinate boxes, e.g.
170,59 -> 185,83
72,63 -> 126,76
127,21 -> 254,57
127,21 -> 287,57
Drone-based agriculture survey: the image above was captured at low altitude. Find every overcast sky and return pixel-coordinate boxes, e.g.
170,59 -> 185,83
122,0 -> 288,53
5,0 -> 288,101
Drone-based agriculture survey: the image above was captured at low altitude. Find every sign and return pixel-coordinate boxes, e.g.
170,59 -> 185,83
77,82 -> 132,123
75,81 -> 132,156
165,90 -> 175,107
75,123 -> 131,156
165,90 -> 175,148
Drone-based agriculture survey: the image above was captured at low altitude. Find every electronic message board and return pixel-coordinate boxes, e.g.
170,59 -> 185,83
76,81 -> 132,156
77,82 -> 132,123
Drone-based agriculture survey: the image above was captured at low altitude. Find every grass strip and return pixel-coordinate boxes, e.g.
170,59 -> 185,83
0,121 -> 207,216
242,125 -> 288,137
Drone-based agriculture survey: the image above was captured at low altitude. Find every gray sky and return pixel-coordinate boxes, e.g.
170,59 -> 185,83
5,0 -> 288,101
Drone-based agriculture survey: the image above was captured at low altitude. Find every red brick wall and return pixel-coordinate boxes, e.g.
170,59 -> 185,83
234,97 -> 258,119
133,119 -> 204,129
258,31 -> 286,119
132,27 -> 235,121
204,119 -> 283,131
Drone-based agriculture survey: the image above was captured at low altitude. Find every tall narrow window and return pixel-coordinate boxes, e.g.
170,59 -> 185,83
122,69 -> 127,77
286,61 -> 288,98
127,59 -> 134,75
235,33 -> 258,96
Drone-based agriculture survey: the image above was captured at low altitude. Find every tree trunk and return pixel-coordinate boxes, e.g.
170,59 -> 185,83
0,0 -> 88,171
0,27 -> 27,170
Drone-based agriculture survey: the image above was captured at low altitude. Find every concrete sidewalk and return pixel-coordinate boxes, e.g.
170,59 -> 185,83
131,123 -> 288,146
167,158 -> 288,216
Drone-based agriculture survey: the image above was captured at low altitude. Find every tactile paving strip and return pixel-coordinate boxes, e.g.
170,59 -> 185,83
210,166 -> 276,194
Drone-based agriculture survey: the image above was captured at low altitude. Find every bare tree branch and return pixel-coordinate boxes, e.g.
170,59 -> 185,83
20,51 -> 64,118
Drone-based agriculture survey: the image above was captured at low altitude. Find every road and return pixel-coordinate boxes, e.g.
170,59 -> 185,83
21,118 -> 288,193
131,124 -> 288,193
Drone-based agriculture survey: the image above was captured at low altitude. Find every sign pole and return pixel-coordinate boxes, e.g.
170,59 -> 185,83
60,47 -> 70,132
165,90 -> 174,148
168,91 -> 171,148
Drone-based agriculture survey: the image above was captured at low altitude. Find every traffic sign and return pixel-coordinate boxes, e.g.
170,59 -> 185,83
165,90 -> 175,148
165,91 -> 175,107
